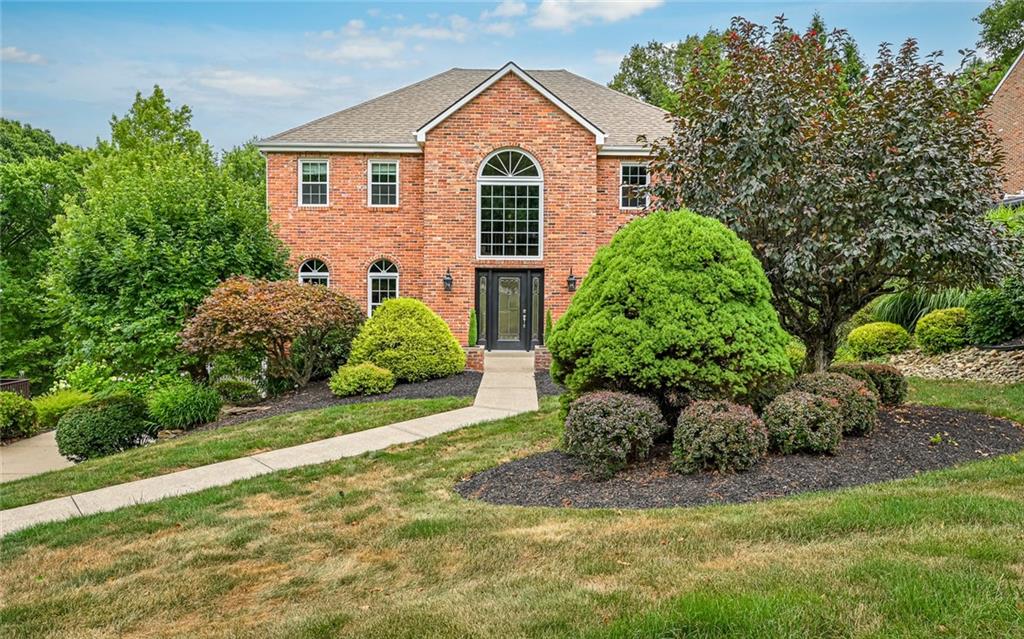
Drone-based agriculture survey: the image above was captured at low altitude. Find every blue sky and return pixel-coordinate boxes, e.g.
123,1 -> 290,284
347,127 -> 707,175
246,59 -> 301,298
1,1 -> 991,151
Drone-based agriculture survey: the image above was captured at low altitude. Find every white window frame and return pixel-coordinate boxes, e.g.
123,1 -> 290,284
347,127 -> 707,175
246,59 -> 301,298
298,159 -> 329,207
619,162 -> 649,211
476,148 -> 544,261
367,159 -> 400,208
367,259 -> 400,315
297,258 -> 330,286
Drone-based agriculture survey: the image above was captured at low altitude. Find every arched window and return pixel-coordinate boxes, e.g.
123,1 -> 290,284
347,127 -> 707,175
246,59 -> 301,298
298,259 -> 329,286
478,149 -> 543,258
367,259 -> 399,314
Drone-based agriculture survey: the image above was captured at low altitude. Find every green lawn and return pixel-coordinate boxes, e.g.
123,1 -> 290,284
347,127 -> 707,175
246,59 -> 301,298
0,382 -> 1022,638
907,377 -> 1024,423
0,397 -> 471,511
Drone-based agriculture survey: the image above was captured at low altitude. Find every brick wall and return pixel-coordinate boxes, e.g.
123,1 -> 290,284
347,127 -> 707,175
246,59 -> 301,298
989,57 -> 1024,195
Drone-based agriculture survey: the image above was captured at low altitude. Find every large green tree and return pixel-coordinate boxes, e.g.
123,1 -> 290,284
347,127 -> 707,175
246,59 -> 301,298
648,17 -> 1009,372
964,0 -> 1024,107
609,31 -> 724,111
48,87 -> 288,377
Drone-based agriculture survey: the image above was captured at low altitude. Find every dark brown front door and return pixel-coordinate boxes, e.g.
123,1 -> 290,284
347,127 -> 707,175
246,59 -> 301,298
476,269 -> 543,351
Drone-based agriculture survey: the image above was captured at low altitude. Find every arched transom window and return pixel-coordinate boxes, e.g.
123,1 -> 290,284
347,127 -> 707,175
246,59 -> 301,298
478,149 -> 542,258
367,259 -> 399,315
298,258 -> 329,286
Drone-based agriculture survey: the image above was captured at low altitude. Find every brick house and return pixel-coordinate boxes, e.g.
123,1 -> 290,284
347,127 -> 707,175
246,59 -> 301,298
989,49 -> 1023,198
257,62 -> 670,352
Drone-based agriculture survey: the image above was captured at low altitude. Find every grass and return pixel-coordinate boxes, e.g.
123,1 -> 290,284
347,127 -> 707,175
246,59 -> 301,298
0,397 -> 471,511
907,377 -> 1024,423
1,383 -> 1022,638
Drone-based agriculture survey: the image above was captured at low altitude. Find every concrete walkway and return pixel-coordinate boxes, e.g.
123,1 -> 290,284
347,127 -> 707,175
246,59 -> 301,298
0,430 -> 74,483
0,352 -> 537,536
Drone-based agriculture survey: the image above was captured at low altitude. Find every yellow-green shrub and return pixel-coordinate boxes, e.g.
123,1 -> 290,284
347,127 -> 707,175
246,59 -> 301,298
846,322 -> 910,359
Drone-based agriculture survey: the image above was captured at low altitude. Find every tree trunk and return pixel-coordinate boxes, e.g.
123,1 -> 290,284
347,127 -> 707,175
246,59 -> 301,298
802,328 -> 840,373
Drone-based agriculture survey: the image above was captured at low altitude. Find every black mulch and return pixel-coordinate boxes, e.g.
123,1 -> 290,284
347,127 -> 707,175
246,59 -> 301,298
455,405 -> 1024,509
199,372 -> 483,431
535,371 -> 564,397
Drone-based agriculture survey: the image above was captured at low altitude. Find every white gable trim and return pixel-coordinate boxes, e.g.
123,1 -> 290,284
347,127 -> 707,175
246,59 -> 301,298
414,62 -> 606,146
992,48 -> 1024,98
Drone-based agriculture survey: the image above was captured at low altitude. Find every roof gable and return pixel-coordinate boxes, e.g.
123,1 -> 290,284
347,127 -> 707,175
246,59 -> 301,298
992,48 -> 1024,97
414,62 -> 606,146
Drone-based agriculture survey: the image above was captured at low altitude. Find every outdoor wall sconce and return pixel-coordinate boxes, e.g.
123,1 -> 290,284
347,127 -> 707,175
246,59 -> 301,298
567,268 -> 578,292
443,268 -> 453,292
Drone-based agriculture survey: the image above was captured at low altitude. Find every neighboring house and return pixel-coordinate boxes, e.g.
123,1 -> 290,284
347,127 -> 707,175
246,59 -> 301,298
257,62 -> 670,351
988,48 -> 1024,197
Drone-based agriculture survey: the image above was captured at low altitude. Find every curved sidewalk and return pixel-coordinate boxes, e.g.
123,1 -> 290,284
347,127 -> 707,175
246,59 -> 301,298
0,352 -> 537,536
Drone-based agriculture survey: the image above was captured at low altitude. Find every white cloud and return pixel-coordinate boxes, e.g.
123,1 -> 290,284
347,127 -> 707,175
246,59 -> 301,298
393,14 -> 471,42
483,22 -> 516,37
2,46 -> 47,65
532,0 -> 663,31
193,69 -> 310,98
343,19 -> 365,36
594,49 -> 623,68
482,0 -> 527,19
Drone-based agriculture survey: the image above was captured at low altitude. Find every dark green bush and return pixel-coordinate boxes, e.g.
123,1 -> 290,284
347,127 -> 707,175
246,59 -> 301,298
563,391 -> 667,479
830,363 -> 907,406
349,298 -> 465,382
915,307 -> 971,354
827,363 -> 879,397
966,284 -> 1024,345
763,391 -> 843,454
32,389 -> 92,431
146,381 -> 222,430
329,363 -> 396,397
672,400 -> 768,474
737,374 -> 794,416
212,377 -> 262,406
793,372 -> 879,435
548,210 -> 790,400
846,322 -> 911,359
56,394 -> 153,461
0,391 -> 38,441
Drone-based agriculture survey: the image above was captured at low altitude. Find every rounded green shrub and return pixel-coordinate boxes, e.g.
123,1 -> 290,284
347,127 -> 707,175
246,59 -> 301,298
793,372 -> 879,435
349,298 -> 466,382
763,391 -> 843,454
915,307 -> 970,354
966,285 -> 1024,346
672,400 -> 768,474
212,377 -> 262,406
829,362 -> 907,406
827,363 -> 879,396
32,389 -> 93,431
564,391 -> 667,479
548,210 -> 790,400
846,322 -> 911,359
146,382 -> 222,430
56,395 -> 153,461
329,363 -> 396,397
0,391 -> 38,441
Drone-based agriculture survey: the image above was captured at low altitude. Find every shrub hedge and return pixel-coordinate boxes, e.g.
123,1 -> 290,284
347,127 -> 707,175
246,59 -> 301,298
329,363 -> 396,397
915,307 -> 971,354
349,298 -> 465,382
548,210 -> 790,400
793,372 -> 879,435
672,400 -> 768,474
0,391 -> 38,441
563,391 -> 667,479
146,382 -> 222,430
56,394 -> 153,461
846,322 -> 911,359
763,391 -> 843,454
32,389 -> 93,431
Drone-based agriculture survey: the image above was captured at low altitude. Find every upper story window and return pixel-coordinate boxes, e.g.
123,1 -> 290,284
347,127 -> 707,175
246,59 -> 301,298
298,258 -> 329,286
299,160 -> 328,206
478,149 -> 543,259
620,163 -> 648,210
367,259 -> 399,315
368,160 -> 399,207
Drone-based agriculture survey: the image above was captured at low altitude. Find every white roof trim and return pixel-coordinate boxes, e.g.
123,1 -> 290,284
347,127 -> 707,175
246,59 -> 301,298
598,145 -> 652,157
257,142 -> 422,154
414,62 -> 606,146
992,48 -> 1024,97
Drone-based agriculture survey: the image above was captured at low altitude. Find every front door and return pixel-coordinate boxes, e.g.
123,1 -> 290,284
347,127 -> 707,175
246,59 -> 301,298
477,269 -> 543,351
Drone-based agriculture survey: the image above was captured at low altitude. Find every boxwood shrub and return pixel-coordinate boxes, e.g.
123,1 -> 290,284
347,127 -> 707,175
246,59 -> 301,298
915,307 -> 970,354
349,298 -> 466,382
763,391 -> 843,455
672,400 -> 768,474
329,363 -> 396,397
547,209 -> 790,401
146,381 -> 222,430
213,377 -> 262,406
32,389 -> 93,431
0,391 -> 38,441
56,394 -> 153,461
793,372 -> 879,435
831,362 -> 907,406
846,322 -> 911,359
563,391 -> 667,479
966,284 -> 1024,346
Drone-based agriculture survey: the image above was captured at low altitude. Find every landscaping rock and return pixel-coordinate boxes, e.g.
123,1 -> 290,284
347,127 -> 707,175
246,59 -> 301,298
888,347 -> 1024,384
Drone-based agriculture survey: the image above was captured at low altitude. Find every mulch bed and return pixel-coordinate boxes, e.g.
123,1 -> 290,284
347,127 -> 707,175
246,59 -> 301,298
198,372 -> 483,431
455,405 -> 1024,509
535,371 -> 564,397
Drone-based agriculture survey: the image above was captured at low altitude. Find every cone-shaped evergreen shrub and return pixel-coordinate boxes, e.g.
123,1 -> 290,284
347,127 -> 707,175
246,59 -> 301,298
548,209 -> 790,400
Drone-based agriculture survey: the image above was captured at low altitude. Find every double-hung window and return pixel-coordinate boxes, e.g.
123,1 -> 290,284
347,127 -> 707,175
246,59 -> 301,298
299,160 -> 328,206
620,163 -> 648,209
368,160 -> 399,207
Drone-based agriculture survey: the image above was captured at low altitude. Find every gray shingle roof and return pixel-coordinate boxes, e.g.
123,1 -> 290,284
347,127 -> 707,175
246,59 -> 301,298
259,67 -> 670,148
